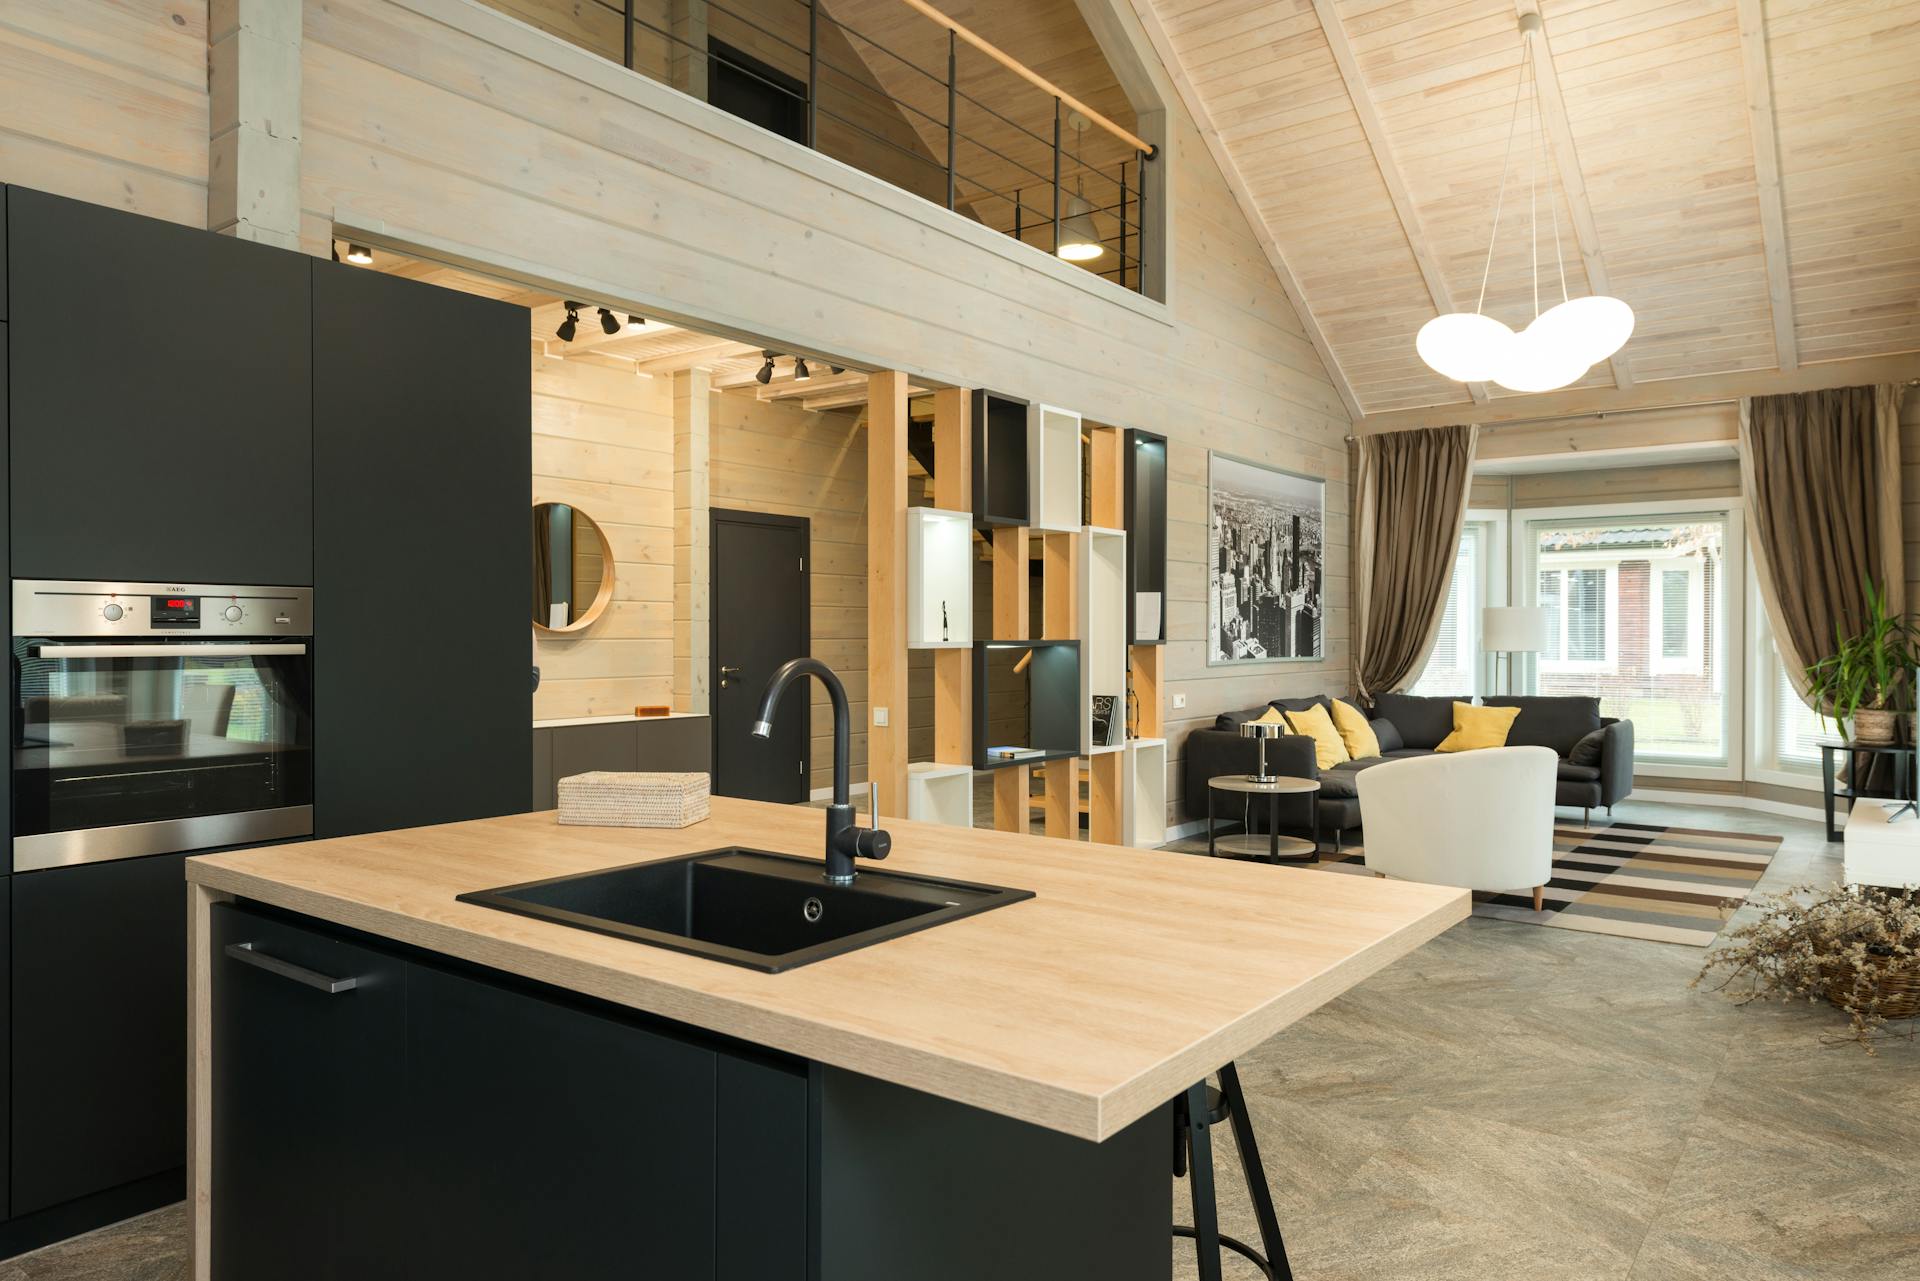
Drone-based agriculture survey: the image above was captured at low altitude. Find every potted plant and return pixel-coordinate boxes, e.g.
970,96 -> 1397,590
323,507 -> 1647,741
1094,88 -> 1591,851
1803,577 -> 1917,744
1696,884 -> 1920,1050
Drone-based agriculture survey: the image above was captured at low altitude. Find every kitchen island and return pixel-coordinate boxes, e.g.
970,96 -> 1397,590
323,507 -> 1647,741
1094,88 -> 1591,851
184,798 -> 1466,1280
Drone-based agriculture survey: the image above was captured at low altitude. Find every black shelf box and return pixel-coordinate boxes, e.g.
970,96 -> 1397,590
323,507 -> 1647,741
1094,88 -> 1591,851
1123,429 -> 1168,645
971,389 -> 1030,527
971,640 -> 1081,771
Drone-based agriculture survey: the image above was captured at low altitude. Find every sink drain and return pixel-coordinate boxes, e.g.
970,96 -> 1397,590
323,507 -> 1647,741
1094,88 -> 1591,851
802,897 -> 825,923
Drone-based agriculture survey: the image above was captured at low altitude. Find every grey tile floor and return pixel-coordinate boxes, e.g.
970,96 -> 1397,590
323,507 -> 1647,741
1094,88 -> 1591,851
11,799 -> 1915,1280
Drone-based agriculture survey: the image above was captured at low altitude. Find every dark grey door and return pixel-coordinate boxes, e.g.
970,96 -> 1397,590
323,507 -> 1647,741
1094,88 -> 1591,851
711,510 -> 809,802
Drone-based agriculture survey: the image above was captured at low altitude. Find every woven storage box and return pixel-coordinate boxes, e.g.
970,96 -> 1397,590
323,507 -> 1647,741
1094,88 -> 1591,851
556,771 -> 710,829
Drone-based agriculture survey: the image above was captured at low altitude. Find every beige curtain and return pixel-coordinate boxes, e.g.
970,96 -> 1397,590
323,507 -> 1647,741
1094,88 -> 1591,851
1353,424 -> 1479,700
1739,383 -> 1907,701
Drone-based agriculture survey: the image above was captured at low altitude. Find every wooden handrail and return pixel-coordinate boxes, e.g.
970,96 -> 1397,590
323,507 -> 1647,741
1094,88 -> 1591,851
892,0 -> 1155,157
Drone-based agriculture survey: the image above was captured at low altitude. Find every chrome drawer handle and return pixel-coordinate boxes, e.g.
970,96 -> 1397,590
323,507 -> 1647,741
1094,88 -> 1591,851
224,941 -> 359,994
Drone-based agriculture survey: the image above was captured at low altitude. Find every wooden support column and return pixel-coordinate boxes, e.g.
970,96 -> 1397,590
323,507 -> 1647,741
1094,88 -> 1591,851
672,367 -> 711,715
868,371 -> 910,817
1088,424 -> 1124,845
930,389 -> 972,769
208,0 -> 302,249
669,0 -> 710,99
992,524 -> 1029,832
1041,531 -> 1078,839
1130,644 -> 1164,739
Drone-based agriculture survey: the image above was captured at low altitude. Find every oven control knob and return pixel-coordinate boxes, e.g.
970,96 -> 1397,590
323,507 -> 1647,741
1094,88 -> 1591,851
102,603 -> 124,622
224,605 -> 244,623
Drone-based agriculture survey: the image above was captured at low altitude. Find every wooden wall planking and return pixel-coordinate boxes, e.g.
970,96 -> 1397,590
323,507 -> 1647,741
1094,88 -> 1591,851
531,350 -> 678,719
0,0 -> 210,227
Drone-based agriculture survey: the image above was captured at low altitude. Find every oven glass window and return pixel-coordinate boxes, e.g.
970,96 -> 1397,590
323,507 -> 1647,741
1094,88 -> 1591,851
12,643 -> 314,838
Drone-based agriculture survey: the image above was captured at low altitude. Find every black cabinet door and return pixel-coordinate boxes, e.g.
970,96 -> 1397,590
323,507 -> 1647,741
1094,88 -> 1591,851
210,905 -> 409,1281
0,875 -> 10,1223
312,263 -> 530,838
406,965 -> 719,1280
10,854 -> 187,1216
6,188 -> 312,584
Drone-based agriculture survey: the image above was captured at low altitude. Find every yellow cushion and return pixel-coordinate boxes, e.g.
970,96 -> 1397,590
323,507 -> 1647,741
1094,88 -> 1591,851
1283,703 -> 1351,770
1435,702 -> 1522,753
1329,698 -> 1380,760
1251,706 -> 1288,726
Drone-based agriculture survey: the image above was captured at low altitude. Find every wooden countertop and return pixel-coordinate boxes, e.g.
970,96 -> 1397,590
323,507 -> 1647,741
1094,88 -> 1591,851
185,799 -> 1467,1141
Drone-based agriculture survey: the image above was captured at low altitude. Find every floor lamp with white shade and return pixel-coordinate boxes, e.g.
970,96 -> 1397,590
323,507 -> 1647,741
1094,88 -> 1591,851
1482,606 -> 1551,695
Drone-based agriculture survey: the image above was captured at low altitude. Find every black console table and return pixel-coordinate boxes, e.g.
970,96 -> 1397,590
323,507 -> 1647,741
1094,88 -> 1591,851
1819,740 -> 1916,842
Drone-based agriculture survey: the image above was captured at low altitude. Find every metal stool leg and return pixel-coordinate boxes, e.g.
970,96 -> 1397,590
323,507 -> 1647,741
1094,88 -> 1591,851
1220,1062 -> 1293,1281
1182,1081 -> 1225,1281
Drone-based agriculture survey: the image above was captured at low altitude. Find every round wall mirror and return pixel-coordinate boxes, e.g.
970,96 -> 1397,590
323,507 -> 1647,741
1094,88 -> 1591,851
531,502 -> 614,633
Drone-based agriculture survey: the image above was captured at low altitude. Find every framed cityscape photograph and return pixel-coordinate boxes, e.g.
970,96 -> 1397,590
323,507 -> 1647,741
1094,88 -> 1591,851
1207,453 -> 1326,664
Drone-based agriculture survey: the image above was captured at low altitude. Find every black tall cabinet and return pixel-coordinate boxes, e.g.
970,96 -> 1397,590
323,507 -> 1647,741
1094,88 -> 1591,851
5,188 -> 312,585
312,264 -> 530,838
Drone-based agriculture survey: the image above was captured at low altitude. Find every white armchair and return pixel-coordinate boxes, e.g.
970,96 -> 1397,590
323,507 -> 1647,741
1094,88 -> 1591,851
1355,746 -> 1557,911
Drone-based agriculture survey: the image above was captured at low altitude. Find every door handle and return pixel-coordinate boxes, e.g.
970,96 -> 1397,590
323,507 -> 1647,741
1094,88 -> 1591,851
719,665 -> 742,688
224,941 -> 359,994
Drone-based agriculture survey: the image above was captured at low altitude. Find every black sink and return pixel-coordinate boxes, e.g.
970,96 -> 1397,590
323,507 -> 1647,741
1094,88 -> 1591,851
456,848 -> 1034,973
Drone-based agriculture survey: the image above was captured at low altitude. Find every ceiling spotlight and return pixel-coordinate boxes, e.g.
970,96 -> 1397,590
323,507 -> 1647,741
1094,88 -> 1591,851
598,307 -> 620,336
556,302 -> 581,344
828,365 -> 845,375
345,244 -> 374,265
755,352 -> 776,385
793,358 -> 811,382
625,313 -> 646,332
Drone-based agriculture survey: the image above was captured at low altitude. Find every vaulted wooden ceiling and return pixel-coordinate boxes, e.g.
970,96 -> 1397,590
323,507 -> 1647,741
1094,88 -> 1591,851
1134,0 -> 1920,419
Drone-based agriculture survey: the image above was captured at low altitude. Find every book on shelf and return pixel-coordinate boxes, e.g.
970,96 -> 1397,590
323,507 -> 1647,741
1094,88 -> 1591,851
987,746 -> 1046,760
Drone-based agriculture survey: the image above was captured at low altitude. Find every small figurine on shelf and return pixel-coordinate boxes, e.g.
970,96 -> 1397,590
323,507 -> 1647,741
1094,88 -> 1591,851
941,600 -> 950,643
1125,667 -> 1140,740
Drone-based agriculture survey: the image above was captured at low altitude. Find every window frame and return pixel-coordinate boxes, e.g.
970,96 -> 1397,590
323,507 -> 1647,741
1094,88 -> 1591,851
1648,554 -> 1707,675
1408,512 -> 1507,699
1513,498 -> 1744,781
1743,558 -> 1825,792
1535,555 -> 1620,675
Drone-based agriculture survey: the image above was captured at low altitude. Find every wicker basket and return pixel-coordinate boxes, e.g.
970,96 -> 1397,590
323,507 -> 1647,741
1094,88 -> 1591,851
1824,960 -> 1920,1021
557,771 -> 710,829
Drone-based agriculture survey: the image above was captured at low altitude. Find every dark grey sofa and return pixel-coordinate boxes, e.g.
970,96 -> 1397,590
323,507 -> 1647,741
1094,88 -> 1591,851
1180,693 -> 1634,850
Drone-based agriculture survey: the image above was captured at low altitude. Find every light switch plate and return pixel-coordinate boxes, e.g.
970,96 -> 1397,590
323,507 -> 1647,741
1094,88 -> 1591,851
873,706 -> 890,726
1172,693 -> 1187,709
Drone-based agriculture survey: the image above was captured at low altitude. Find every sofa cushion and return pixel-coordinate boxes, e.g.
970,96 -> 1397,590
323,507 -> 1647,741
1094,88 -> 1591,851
1215,705 -> 1277,731
1272,694 -> 1333,716
1557,761 -> 1602,783
1318,755 -> 1401,798
1370,693 -> 1466,750
1569,727 -> 1608,767
1437,702 -> 1523,753
1383,748 -> 1433,760
1370,717 -> 1406,753
1483,696 -> 1602,758
1329,698 -> 1380,759
1283,703 -> 1350,769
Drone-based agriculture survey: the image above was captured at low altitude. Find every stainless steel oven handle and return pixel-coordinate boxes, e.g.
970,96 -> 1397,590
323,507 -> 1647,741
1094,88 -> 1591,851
223,942 -> 359,994
28,642 -> 309,659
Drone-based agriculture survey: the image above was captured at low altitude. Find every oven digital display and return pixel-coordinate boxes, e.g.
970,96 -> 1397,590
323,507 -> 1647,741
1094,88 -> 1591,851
150,595 -> 201,628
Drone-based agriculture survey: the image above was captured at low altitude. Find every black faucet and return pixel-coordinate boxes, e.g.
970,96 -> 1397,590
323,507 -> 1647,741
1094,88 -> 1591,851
752,657 -> 891,885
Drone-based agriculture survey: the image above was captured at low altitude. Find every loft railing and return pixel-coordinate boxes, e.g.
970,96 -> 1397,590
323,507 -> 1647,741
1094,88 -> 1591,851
492,0 -> 1154,293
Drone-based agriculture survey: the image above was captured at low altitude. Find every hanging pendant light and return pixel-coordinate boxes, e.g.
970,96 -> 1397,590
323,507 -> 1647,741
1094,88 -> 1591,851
1057,116 -> 1106,263
1414,13 -> 1630,392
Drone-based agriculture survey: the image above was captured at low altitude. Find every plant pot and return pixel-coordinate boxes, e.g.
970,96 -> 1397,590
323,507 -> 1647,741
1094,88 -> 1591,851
1851,708 -> 1898,744
1824,957 -> 1920,1022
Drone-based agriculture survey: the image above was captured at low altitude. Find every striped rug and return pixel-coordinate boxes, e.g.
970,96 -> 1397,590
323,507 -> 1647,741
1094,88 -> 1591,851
1319,820 -> 1783,947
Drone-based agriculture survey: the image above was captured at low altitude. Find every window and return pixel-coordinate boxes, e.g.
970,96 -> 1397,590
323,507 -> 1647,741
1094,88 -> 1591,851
1410,522 -> 1490,697
1750,586 -> 1827,777
1524,515 -> 1728,766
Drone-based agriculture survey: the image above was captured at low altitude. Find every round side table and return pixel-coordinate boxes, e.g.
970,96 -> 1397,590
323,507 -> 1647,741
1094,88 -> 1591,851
1206,774 -> 1320,863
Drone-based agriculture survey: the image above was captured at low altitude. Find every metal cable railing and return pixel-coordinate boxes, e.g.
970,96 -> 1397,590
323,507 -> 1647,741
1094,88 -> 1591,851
520,0 -> 1152,292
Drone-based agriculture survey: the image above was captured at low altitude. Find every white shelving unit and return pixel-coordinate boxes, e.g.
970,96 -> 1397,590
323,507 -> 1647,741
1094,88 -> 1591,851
1027,403 -> 1083,532
906,507 -> 974,648
908,761 -> 974,827
1125,737 -> 1167,848
1077,526 -> 1127,754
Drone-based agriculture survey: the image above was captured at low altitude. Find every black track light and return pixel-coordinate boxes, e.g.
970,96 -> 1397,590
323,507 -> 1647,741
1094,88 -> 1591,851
828,365 -> 845,375
755,352 -> 776,385
598,307 -> 620,336
793,357 -> 811,382
557,302 -> 581,343
345,244 -> 373,265
626,313 -> 645,332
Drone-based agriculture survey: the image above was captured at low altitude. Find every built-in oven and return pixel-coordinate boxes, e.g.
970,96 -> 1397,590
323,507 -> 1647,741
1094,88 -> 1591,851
11,580 -> 314,871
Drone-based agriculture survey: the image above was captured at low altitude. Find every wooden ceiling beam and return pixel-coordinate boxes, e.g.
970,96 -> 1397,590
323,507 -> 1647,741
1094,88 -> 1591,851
631,339 -> 760,375
1734,0 -> 1799,372
1128,0 -> 1367,422
1355,351 -> 1920,435
1515,0 -> 1633,392
1310,0 -> 1487,405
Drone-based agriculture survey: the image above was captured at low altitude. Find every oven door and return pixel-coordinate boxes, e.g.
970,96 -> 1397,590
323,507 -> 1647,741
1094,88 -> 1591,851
12,638 -> 314,870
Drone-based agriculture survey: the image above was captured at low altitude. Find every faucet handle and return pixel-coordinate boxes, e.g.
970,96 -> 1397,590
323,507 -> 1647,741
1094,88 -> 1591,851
859,780 -> 891,861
